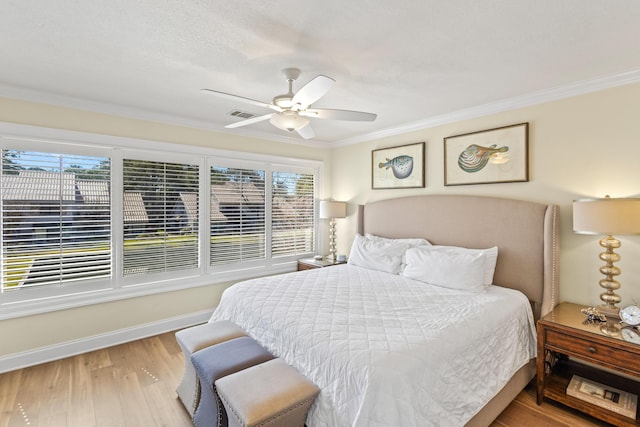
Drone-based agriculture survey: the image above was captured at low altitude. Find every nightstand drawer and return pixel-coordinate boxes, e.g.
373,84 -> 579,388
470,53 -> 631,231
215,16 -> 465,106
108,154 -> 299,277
546,329 -> 640,374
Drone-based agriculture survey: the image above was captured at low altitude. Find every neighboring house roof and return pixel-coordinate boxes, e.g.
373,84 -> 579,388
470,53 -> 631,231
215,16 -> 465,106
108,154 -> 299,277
77,180 -> 110,204
211,183 -> 241,204
178,192 -> 198,224
210,199 -> 227,222
123,192 -> 148,223
2,171 -> 76,201
211,182 -> 264,205
2,172 -> 293,226
240,182 -> 264,204
179,192 -> 227,222
272,196 -> 297,219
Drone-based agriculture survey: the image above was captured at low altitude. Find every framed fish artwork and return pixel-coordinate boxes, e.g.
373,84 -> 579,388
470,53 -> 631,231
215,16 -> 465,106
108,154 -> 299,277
372,142 -> 425,189
444,122 -> 529,186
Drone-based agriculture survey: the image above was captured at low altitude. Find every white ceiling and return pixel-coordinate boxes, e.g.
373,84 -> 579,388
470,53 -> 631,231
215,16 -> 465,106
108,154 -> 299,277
2,1 -> 640,146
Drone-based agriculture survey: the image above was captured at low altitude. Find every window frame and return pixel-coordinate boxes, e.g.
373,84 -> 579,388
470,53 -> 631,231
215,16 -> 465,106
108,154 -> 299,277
118,150 -> 206,287
0,123 -> 323,319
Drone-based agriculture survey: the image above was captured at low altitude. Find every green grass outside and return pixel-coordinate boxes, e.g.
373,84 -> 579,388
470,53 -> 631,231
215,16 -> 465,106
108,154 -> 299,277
2,234 -> 282,288
2,230 -> 307,288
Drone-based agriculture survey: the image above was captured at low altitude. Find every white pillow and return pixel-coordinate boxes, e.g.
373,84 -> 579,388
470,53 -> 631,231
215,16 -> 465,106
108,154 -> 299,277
425,245 -> 498,286
347,234 -> 412,274
364,233 -> 431,248
401,247 -> 487,292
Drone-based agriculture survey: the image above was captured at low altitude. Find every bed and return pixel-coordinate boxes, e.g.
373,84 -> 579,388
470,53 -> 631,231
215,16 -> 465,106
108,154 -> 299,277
209,195 -> 559,426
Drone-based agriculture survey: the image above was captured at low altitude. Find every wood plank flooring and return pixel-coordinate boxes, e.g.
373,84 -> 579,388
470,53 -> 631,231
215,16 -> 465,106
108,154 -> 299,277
0,332 -> 192,427
0,331 -> 613,427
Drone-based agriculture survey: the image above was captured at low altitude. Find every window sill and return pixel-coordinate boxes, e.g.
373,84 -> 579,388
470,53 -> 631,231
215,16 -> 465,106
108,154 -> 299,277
0,261 -> 298,320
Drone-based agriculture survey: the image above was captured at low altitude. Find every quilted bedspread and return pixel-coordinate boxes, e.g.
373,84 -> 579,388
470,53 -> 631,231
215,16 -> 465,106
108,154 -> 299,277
209,264 -> 536,427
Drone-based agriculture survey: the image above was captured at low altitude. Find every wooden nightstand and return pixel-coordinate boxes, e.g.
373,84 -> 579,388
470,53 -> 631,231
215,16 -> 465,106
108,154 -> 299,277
297,258 -> 345,271
537,302 -> 640,426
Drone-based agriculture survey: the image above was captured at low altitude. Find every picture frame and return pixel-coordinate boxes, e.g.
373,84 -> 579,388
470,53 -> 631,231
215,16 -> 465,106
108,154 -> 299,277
372,142 -> 425,189
444,122 -> 528,186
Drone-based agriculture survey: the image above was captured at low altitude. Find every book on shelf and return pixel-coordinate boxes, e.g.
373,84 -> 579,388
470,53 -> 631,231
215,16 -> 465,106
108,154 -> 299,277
566,375 -> 638,419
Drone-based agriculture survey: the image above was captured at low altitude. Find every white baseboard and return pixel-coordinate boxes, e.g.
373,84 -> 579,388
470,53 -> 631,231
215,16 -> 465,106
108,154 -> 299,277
0,309 -> 214,374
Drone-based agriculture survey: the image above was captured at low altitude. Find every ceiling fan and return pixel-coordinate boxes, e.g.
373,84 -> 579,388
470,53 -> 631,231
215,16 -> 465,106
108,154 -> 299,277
201,68 -> 377,139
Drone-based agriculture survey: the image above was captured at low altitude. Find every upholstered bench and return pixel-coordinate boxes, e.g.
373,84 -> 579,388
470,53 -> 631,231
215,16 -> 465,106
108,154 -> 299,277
175,320 -> 247,416
216,358 -> 320,427
191,336 -> 275,427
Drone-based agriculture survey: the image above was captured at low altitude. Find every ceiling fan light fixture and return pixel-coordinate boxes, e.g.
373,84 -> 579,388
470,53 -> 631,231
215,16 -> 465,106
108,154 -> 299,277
270,111 -> 309,132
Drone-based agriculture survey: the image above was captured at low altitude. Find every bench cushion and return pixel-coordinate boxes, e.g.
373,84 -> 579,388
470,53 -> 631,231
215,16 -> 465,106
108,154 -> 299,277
191,336 -> 275,427
216,358 -> 320,427
175,320 -> 246,353
175,321 -> 247,416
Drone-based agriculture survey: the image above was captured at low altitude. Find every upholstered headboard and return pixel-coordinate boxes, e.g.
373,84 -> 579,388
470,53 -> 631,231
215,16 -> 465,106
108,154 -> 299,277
357,195 -> 559,319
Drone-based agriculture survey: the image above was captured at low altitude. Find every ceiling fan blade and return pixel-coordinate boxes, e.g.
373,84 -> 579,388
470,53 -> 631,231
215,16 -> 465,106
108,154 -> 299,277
201,89 -> 281,111
301,108 -> 377,122
291,75 -> 335,108
225,113 -> 273,129
296,123 -> 315,139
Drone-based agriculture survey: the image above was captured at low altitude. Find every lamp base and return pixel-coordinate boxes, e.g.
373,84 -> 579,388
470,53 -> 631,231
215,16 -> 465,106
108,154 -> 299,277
596,235 -> 623,319
327,218 -> 337,263
600,320 -> 622,337
596,303 -> 620,320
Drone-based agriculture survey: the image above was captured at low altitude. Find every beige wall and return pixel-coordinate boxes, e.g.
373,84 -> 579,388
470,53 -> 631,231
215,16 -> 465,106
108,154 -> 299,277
331,82 -> 640,308
0,97 -> 332,358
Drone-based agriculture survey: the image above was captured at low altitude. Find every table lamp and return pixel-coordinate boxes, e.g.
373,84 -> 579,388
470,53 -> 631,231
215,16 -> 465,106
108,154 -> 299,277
319,200 -> 347,262
573,196 -> 640,322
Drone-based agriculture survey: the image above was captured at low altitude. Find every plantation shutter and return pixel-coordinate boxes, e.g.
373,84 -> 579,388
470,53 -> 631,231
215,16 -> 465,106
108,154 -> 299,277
122,159 -> 199,276
210,167 -> 266,265
271,171 -> 315,257
1,150 -> 111,290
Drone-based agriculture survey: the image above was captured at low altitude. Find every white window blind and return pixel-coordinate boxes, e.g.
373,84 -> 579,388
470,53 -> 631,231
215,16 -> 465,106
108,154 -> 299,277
210,167 -> 266,265
1,123 -> 322,314
271,171 -> 315,257
122,159 -> 199,276
1,150 -> 111,291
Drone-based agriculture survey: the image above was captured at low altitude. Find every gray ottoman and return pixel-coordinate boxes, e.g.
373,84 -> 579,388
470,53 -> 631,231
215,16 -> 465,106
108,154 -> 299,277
216,358 -> 320,427
191,336 -> 275,427
175,321 -> 246,416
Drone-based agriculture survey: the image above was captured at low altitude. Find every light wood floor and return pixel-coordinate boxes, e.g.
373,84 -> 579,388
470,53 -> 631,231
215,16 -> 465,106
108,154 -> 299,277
0,331 -> 612,427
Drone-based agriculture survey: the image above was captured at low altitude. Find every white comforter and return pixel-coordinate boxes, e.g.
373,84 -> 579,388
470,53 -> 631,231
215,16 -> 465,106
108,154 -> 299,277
209,264 -> 536,427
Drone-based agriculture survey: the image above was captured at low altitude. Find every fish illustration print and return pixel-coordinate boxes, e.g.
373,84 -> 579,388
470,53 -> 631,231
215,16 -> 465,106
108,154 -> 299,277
457,144 -> 508,173
379,155 -> 414,179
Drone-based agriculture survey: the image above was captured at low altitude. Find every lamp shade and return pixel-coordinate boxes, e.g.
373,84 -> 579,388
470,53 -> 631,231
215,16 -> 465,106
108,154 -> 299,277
573,197 -> 640,235
319,200 -> 346,219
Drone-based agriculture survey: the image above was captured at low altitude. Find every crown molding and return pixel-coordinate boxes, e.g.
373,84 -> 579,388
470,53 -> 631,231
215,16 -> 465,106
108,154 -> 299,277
334,69 -> 640,147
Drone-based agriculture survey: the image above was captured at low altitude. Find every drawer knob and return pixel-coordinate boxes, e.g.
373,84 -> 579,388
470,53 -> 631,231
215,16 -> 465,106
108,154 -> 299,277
588,346 -> 597,353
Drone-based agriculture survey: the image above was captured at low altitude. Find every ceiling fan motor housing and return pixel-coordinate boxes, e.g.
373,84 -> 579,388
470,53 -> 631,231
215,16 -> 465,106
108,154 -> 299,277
273,94 -> 293,108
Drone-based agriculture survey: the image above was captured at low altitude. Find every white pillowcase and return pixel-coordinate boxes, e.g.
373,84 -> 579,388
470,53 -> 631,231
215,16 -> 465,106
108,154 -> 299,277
424,245 -> 498,286
402,248 -> 487,292
347,234 -> 413,274
364,233 -> 432,248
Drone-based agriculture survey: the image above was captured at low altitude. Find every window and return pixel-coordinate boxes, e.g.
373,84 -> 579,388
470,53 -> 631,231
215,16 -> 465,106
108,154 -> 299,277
1,150 -> 111,291
271,170 -> 315,257
0,124 -> 321,316
123,159 -> 200,277
210,166 -> 266,266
